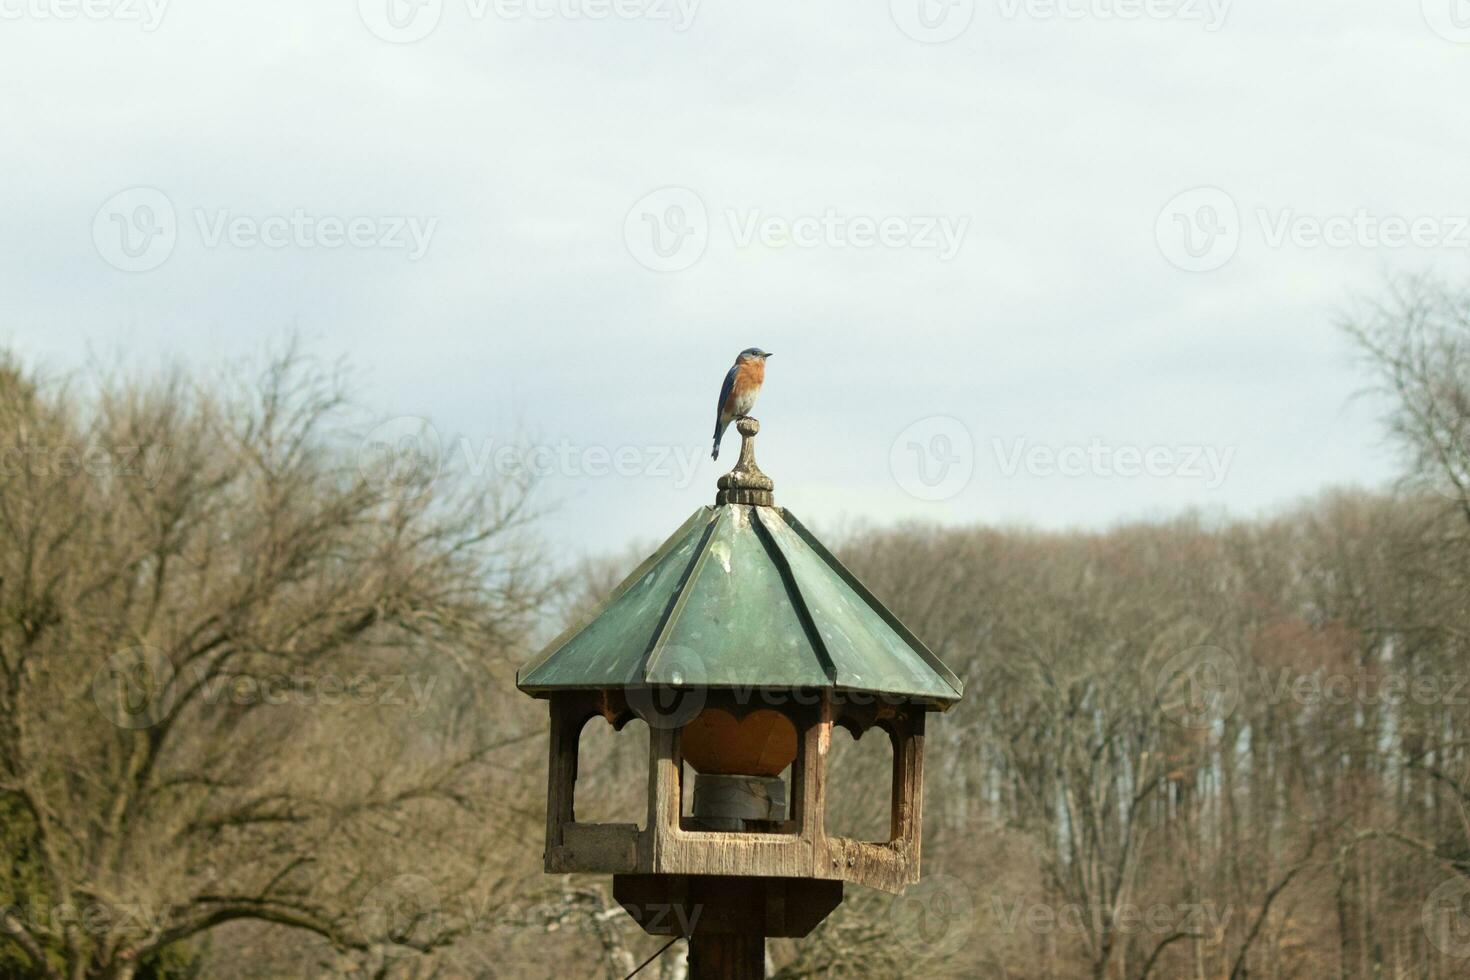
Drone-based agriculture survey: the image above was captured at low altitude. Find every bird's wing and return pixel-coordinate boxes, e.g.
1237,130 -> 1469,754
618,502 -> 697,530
715,364 -> 737,423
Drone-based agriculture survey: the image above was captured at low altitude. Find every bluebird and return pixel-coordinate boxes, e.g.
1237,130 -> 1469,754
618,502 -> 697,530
711,348 -> 773,460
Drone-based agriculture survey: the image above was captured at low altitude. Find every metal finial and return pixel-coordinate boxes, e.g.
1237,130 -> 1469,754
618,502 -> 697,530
716,417 -> 774,507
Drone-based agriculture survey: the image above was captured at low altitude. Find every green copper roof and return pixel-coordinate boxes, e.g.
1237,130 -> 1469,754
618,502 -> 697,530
518,504 -> 963,707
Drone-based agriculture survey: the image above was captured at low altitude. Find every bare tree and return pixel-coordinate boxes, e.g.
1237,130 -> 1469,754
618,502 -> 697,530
1343,274 -> 1470,530
0,347 -> 551,980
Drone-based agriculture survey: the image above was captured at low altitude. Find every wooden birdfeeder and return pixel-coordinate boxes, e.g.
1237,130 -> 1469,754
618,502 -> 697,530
517,419 -> 963,978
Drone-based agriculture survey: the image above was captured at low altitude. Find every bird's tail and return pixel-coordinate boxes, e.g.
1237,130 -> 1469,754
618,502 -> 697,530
712,420 -> 725,461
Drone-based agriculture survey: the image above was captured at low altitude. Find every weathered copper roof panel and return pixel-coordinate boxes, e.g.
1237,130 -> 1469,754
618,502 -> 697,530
517,504 -> 963,707
650,506 -> 830,689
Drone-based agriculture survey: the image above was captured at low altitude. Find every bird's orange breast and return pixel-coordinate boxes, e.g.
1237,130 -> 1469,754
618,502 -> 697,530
724,358 -> 766,416
735,358 -> 764,390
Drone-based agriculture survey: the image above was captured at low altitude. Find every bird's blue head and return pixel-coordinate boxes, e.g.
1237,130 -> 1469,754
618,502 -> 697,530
737,348 -> 773,362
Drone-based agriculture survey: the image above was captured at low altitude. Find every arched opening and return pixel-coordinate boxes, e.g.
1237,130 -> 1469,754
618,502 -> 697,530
573,715 -> 648,829
677,707 -> 800,833
824,723 -> 894,842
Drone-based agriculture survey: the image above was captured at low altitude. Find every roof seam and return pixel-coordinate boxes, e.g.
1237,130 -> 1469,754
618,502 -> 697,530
751,506 -> 839,685
517,505 -> 714,686
640,507 -> 721,682
780,509 -> 964,699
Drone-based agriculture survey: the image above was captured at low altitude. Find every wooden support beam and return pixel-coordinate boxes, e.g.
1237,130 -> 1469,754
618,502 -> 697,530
544,699 -> 580,856
646,721 -> 682,867
689,934 -> 764,980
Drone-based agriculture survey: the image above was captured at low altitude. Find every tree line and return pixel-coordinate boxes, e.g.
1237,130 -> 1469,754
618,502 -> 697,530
3,278 -> 1468,978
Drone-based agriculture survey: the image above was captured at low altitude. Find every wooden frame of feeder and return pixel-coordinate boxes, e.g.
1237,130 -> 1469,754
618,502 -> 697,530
542,689 -> 927,896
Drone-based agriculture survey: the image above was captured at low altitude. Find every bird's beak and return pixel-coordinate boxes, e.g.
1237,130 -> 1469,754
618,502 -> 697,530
764,352 -> 774,358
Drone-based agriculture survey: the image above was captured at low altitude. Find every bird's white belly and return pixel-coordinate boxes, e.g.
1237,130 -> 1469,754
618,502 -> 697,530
730,387 -> 758,417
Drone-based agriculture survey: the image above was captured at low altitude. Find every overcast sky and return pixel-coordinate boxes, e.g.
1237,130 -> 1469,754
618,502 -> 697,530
3,0 -> 1467,555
